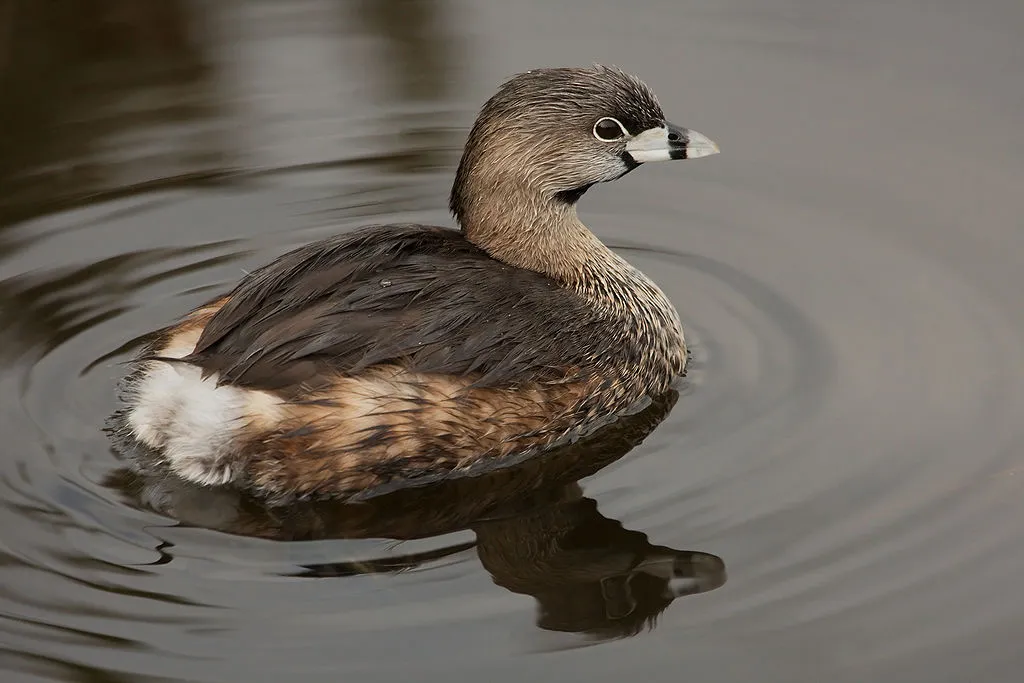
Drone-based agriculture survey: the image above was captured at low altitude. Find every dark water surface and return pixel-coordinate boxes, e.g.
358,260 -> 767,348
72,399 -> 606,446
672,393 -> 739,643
2,1 -> 1024,681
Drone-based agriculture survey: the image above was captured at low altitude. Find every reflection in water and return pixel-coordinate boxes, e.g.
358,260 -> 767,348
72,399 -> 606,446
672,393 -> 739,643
476,494 -> 724,639
0,0 -> 462,231
106,390 -> 725,640
0,0 -> 224,230
0,243 -> 245,366
4,0 -> 1021,678
350,0 -> 463,173
354,0 -> 454,103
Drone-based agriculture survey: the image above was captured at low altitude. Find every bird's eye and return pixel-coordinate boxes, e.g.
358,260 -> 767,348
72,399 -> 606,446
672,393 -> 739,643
593,117 -> 627,142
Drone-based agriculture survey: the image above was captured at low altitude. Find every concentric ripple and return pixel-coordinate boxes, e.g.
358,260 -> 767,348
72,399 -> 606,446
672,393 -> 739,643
2,154 -> 1024,678
3,0 -> 1024,679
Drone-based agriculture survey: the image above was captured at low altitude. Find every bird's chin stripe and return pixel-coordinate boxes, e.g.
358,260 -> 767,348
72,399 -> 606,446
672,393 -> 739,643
619,151 -> 640,172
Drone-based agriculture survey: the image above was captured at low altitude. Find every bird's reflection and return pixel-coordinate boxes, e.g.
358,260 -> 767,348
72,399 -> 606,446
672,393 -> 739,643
106,389 -> 725,640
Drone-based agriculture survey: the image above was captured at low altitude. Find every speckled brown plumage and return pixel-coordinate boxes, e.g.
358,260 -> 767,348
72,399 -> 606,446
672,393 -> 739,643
109,64 -> 718,502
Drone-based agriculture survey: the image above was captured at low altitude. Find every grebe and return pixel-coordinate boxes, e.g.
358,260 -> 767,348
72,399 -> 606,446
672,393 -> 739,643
112,65 -> 719,502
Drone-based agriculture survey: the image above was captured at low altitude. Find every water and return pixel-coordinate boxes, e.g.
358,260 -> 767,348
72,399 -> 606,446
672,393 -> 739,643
2,1 -> 1023,681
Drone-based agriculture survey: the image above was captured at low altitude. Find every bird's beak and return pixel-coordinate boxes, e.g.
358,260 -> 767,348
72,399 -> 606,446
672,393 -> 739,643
625,122 -> 719,163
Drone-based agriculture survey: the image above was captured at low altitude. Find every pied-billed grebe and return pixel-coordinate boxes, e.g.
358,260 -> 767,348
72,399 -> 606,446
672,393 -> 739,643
114,65 -> 718,502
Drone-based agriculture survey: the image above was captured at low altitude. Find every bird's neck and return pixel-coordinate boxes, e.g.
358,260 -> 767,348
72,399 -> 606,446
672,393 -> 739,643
457,180 -> 687,379
459,185 -> 625,289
